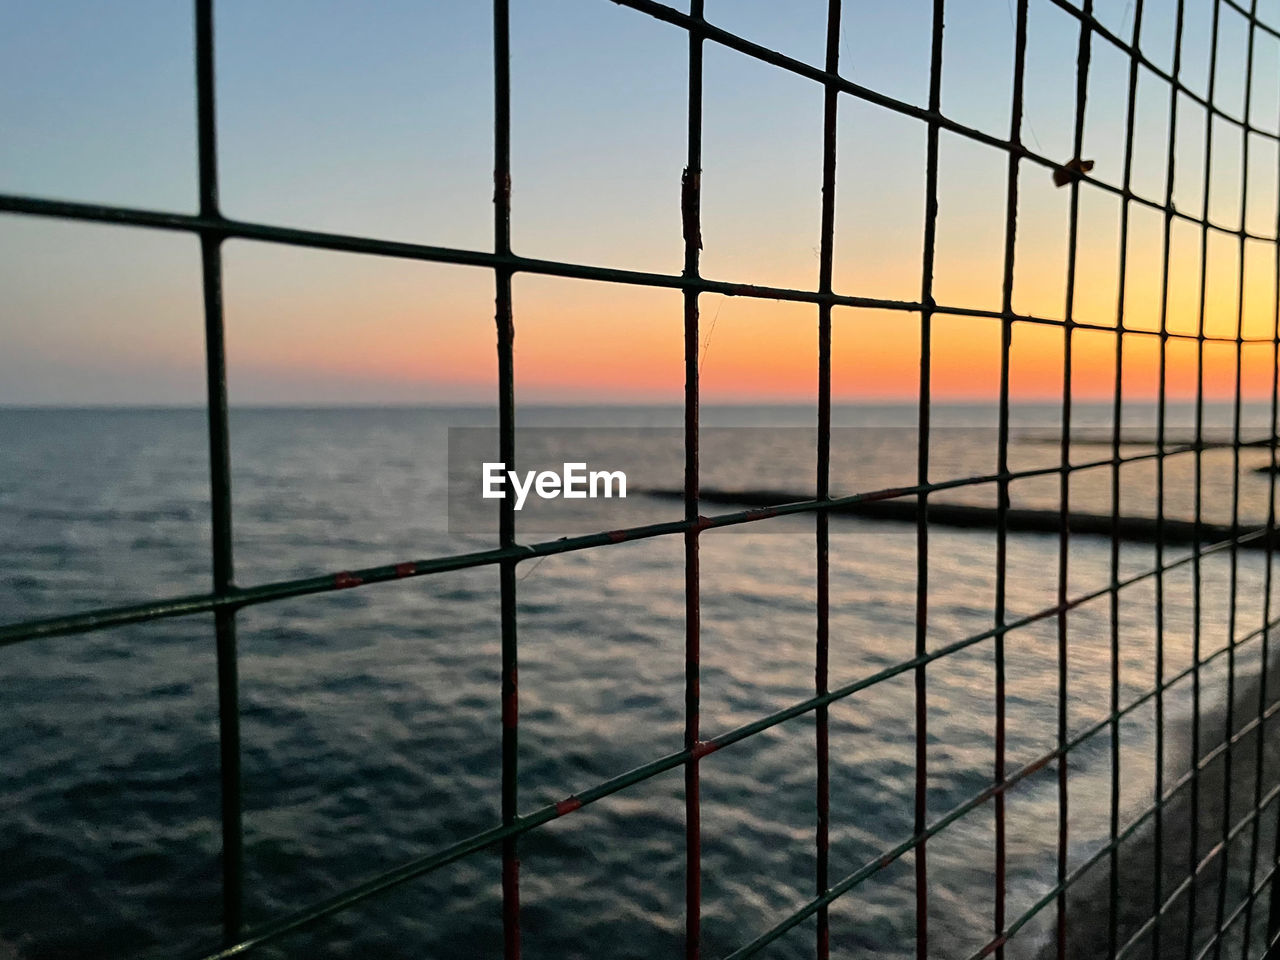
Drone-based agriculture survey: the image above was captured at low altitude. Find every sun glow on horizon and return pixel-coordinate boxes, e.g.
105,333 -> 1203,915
3,0 -> 1278,406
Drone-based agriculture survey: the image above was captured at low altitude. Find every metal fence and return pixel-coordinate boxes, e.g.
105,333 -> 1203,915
4,0 -> 1280,957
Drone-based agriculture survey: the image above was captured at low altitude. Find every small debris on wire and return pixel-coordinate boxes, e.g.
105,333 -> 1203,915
1053,158 -> 1095,187
682,167 -> 702,250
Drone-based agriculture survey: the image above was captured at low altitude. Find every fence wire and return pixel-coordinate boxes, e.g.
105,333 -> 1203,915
4,0 -> 1280,958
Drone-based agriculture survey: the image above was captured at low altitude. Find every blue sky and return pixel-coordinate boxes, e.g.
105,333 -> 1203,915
2,0 -> 1278,403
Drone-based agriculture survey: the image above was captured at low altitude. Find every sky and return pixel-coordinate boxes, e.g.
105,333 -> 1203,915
2,0 -> 1280,405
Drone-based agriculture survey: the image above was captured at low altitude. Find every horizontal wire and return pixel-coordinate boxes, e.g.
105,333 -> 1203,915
1026,851 -> 1280,960
623,0 -> 1280,144
184,553 -> 1280,960
3,430 -> 1276,647
1189,859 -> 1280,960
1109,779 -> 1280,959
969,692 -> 1280,959
729,621 -> 1280,960
984,666 -> 1280,958
2,193 -> 1276,345
609,0 -> 1280,238
1008,779 -> 1280,960
1223,0 -> 1280,40
1043,0 -> 1278,133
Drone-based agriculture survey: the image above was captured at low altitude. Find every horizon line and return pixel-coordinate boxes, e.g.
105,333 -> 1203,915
0,397 -> 1266,411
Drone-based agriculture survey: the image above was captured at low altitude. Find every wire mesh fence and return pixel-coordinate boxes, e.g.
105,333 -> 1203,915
4,0 -> 1280,957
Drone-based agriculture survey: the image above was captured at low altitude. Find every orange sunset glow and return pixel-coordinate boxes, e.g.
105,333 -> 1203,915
206,226 -> 1280,406
4,0 -> 1278,409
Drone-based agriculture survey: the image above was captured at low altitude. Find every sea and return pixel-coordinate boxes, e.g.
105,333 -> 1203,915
2,403 -> 1278,960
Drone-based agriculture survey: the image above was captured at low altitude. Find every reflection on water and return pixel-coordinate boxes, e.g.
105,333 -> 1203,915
0,405 -> 1276,958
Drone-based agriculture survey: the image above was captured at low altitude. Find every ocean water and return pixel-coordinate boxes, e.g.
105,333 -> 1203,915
1,404 -> 1278,960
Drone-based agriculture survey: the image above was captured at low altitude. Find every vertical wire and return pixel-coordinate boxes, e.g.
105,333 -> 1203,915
994,3 -> 1030,956
195,0 -> 243,943
1241,3 -> 1280,949
1111,1 -> 1152,953
815,2 -> 843,956
1265,50 -> 1280,950
493,1 -> 519,956
915,4 -> 945,958
683,5 -> 705,959
1252,284 -> 1280,946
1057,2 -> 1094,956
1153,0 -> 1186,943
1189,1 -> 1223,953
1213,0 -> 1259,952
